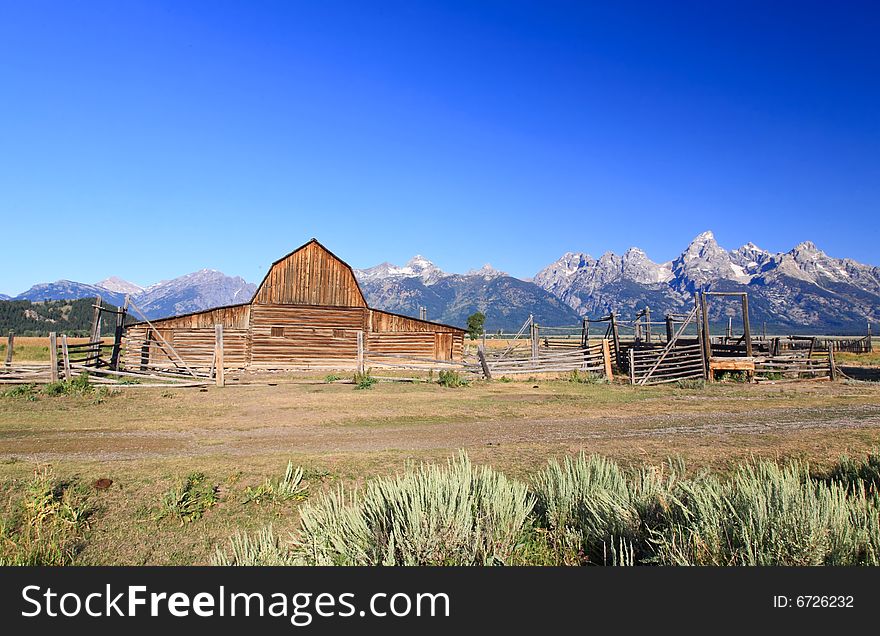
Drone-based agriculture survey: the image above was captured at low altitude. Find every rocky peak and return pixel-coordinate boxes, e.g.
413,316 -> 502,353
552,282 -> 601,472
95,276 -> 144,295
672,231 -> 748,290
465,264 -> 507,279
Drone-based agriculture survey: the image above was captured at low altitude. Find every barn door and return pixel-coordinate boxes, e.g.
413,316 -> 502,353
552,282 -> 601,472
434,333 -> 453,361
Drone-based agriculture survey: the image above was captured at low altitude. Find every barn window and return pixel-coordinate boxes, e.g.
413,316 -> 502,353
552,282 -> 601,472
271,326 -> 284,337
333,329 -> 346,339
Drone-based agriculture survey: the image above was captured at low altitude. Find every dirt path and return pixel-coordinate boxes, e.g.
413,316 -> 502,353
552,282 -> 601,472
6,403 -> 880,462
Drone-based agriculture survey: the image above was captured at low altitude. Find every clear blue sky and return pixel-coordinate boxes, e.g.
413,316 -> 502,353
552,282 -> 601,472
1,0 -> 878,294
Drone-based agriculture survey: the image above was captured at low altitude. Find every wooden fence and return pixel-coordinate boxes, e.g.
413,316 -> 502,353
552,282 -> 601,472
754,351 -> 835,382
627,342 -> 705,385
470,340 -> 613,379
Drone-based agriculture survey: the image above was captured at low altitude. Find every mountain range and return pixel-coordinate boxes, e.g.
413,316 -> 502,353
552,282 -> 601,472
7,270 -> 256,322
1,232 -> 877,333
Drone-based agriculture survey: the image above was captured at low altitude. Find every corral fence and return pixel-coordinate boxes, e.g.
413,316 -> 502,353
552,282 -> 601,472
0,297 -> 211,388
464,314 -> 613,380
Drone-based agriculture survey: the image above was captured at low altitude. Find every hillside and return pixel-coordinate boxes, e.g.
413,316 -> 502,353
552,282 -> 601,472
0,298 -> 122,337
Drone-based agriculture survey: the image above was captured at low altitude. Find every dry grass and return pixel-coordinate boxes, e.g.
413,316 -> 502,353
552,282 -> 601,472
0,373 -> 879,564
0,337 -> 111,362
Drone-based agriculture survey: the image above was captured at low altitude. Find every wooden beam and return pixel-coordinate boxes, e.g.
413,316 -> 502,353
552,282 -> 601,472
4,331 -> 13,367
214,324 -> 225,387
628,348 -> 635,385
110,296 -> 129,370
60,334 -> 72,380
601,339 -> 613,380
90,296 -> 103,343
49,332 -> 59,382
694,294 -> 708,380
477,346 -> 492,380
741,293 -> 753,357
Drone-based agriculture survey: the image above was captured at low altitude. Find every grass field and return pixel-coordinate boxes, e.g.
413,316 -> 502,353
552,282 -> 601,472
1,368 -> 880,565
0,336 -> 112,362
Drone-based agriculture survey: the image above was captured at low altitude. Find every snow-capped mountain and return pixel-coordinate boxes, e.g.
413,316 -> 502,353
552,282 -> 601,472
355,257 -> 580,330
356,255 -> 447,285
95,276 -> 144,296
533,232 -> 880,333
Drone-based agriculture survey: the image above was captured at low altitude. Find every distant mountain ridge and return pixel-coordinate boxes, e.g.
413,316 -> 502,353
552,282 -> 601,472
2,232 -> 877,332
9,270 -> 256,321
534,231 -> 879,334
355,257 -> 579,330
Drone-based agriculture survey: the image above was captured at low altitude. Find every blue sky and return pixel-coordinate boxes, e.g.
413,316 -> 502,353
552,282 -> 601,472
1,1 -> 878,294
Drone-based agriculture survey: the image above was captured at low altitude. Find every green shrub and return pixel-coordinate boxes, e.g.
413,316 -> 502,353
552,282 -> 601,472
675,378 -> 705,390
213,453 -> 880,567
0,468 -> 92,565
2,384 -> 38,401
653,461 -> 880,566
353,371 -> 377,390
290,454 -> 534,565
532,454 -> 679,565
41,373 -> 95,397
437,370 -> 469,388
243,461 -> 308,505
155,472 -> 219,524
568,370 -> 607,385
825,449 -> 880,495
212,525 -> 296,566
324,374 -> 341,383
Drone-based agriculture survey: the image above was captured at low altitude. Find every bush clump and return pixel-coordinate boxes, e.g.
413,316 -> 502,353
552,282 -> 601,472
353,371 -> 378,390
567,370 -> 607,385
243,461 -> 308,505
213,452 -> 880,567
0,468 -> 92,565
155,472 -> 219,524
437,370 -> 469,388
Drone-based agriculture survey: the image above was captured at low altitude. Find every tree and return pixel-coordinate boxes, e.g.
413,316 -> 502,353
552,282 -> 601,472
466,311 -> 486,341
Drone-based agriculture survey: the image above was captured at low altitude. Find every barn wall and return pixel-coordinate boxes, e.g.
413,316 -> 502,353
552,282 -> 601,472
248,304 -> 366,366
253,241 -> 367,307
120,325 -> 249,369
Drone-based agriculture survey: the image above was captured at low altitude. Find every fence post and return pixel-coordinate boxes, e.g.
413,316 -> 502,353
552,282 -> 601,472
214,324 -> 225,387
741,293 -> 753,357
644,306 -> 651,344
828,346 -> 837,381
48,332 -> 59,382
530,322 -> 539,360
4,331 -> 13,367
60,334 -> 72,380
110,296 -> 129,370
356,330 -> 365,374
610,313 -> 621,367
477,345 -> 492,380
694,294 -> 708,381
628,348 -> 635,385
90,295 -> 103,343
602,339 -> 613,380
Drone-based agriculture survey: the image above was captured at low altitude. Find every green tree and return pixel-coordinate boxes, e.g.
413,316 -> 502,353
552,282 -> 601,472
466,311 -> 486,341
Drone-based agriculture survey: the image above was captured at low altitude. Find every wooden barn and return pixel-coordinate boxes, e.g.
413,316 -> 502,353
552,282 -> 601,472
120,239 -> 465,371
